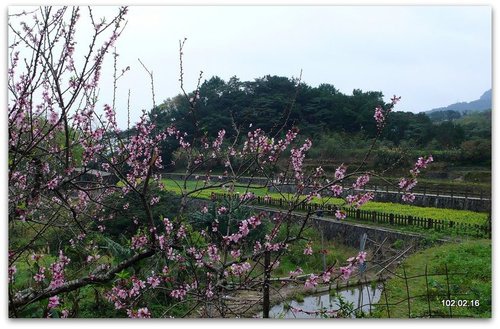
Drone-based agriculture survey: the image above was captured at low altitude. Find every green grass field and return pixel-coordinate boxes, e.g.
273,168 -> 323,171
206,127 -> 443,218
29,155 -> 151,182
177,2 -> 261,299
162,179 -> 489,225
375,239 -> 491,318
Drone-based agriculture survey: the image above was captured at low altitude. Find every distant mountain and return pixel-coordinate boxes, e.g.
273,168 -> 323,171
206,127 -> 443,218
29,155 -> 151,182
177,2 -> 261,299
425,89 -> 492,114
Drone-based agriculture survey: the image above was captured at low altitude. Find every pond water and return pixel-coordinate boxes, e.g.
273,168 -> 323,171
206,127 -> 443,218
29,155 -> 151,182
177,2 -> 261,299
262,284 -> 383,319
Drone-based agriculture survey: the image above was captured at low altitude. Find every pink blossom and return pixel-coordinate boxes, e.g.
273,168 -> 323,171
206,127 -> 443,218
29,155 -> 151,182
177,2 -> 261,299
253,241 -> 262,254
230,262 -> 252,276
217,206 -> 228,215
150,196 -> 160,205
402,193 -> 416,203
48,295 -> 60,309
289,267 -> 303,278
34,267 -> 46,282
374,105 -> 385,127
304,274 -> 319,289
391,95 -> 402,105
131,235 -> 148,250
329,184 -> 343,197
163,218 -> 173,235
340,265 -> 353,280
335,164 -> 346,180
353,174 -> 370,189
147,275 -> 161,288
46,176 -> 60,190
240,192 -> 255,201
230,249 -> 241,259
303,243 -> 313,255
335,210 -> 346,220
176,225 -> 187,239
127,307 -> 151,318
170,288 -> 187,300
207,244 -> 221,262
8,265 -> 17,283
356,251 -> 367,264
247,215 -> 262,228
49,252 -> 70,289
398,178 -> 417,191
212,129 -> 225,152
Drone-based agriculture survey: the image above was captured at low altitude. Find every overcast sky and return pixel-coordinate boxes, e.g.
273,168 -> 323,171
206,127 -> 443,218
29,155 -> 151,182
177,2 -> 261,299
8,5 -> 492,128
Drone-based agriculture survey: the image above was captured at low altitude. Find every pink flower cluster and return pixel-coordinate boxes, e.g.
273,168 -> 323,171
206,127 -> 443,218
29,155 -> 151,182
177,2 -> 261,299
230,262 -> 252,276
352,174 -> 370,189
239,191 -> 255,202
34,266 -> 46,283
170,287 -> 188,300
8,265 -> 17,283
207,244 -> 221,262
329,184 -> 343,197
374,105 -> 385,127
48,295 -> 60,309
335,164 -> 346,180
212,129 -> 225,153
131,235 -> 148,250
223,214 -> 262,245
341,251 -> 368,281
290,139 -> 313,182
345,192 -> 374,208
217,206 -> 228,215
400,155 -> 433,203
127,307 -> 151,318
289,267 -> 303,278
49,251 -> 70,289
242,127 -> 298,163
303,242 -> 313,255
335,210 -> 346,220
304,274 -> 319,289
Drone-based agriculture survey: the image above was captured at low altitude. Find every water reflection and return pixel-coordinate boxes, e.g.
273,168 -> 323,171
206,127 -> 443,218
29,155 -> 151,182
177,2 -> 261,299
266,284 -> 383,318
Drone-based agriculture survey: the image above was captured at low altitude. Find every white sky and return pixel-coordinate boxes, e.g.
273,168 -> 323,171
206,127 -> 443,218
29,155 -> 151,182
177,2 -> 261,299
96,5 -> 491,127
6,5 -> 492,128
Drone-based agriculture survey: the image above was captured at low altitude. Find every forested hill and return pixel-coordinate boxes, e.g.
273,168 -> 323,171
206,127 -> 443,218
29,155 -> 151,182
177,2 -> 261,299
144,75 -> 490,169
151,75 -> 454,146
425,89 -> 492,115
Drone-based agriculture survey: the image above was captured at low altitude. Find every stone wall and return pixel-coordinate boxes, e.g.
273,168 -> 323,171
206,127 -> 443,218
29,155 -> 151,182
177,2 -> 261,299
311,217 -> 441,250
269,185 -> 490,212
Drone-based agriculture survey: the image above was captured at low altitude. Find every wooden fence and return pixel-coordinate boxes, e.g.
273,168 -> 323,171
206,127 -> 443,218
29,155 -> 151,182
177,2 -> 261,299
162,172 -> 490,200
212,193 -> 491,238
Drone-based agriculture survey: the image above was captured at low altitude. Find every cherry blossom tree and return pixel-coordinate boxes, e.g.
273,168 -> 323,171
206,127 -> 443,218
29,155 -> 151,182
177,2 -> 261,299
8,6 -> 431,318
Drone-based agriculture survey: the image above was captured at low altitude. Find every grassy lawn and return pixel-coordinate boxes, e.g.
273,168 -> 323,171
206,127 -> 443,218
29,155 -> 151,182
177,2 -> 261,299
162,179 -> 489,225
374,239 -> 491,318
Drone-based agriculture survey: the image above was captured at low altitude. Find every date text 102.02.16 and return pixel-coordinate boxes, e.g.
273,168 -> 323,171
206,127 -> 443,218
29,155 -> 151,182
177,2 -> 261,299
441,300 -> 480,307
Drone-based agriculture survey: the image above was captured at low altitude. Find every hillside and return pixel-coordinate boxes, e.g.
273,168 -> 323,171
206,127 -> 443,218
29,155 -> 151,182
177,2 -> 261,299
426,89 -> 492,114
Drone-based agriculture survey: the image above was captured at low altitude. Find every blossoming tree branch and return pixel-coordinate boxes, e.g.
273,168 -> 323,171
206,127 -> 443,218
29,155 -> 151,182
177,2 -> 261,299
8,6 -> 432,318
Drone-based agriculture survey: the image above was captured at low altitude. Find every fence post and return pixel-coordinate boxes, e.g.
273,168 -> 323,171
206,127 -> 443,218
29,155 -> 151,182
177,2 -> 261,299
403,266 -> 411,318
408,215 -> 413,226
427,218 -> 433,229
356,209 -> 361,220
262,250 -> 271,318
444,264 -> 452,318
382,279 -> 391,318
389,213 -> 394,225
424,265 -> 432,317
372,211 -> 377,223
